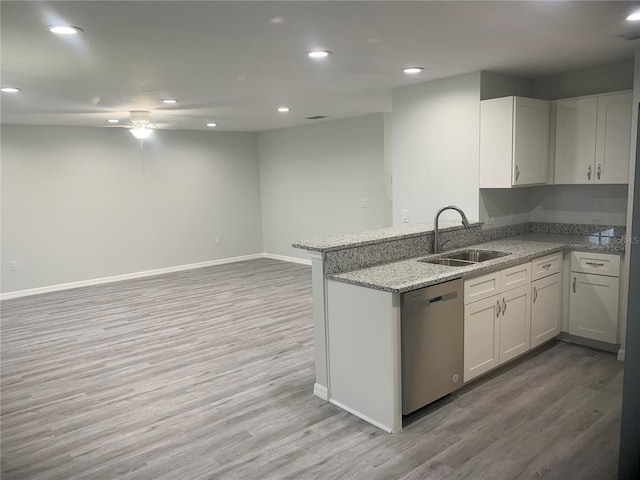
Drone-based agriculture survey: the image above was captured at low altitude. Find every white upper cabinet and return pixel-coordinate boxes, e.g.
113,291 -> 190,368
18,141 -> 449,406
595,92 -> 633,184
480,96 -> 550,188
554,91 -> 631,184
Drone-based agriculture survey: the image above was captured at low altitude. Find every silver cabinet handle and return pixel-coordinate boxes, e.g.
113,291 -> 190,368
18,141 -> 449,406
587,165 -> 592,180
496,299 -> 501,318
585,261 -> 604,267
597,163 -> 601,180
502,298 -> 507,314
542,263 -> 551,270
533,286 -> 538,303
573,276 -> 576,293
515,164 -> 520,182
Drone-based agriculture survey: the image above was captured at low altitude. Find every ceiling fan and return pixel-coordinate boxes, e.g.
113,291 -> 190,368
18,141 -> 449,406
108,110 -> 174,139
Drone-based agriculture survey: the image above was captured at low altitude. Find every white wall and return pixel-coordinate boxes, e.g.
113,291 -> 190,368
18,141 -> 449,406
258,114 -> 386,260
529,184 -> 628,226
392,72 -> 481,225
1,126 -> 263,293
479,188 -> 531,227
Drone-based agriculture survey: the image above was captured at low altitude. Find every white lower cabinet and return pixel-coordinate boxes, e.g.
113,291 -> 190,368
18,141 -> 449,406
568,251 -> 620,344
462,250 -> 620,385
531,273 -> 562,348
463,262 -> 532,382
499,284 -> 531,363
569,272 -> 619,343
464,294 -> 501,382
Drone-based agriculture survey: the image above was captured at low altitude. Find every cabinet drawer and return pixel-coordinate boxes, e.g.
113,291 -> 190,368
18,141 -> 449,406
501,262 -> 531,291
571,251 -> 620,277
464,272 -> 501,305
531,252 -> 562,281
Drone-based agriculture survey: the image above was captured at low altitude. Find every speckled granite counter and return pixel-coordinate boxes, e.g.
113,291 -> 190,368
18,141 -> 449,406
292,220 -> 482,252
328,234 -> 624,294
512,232 -> 627,252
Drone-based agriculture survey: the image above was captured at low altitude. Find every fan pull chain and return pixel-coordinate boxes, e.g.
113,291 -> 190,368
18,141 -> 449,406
140,139 -> 146,173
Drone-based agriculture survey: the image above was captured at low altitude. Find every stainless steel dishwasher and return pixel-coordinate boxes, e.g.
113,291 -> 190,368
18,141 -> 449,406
401,278 -> 463,415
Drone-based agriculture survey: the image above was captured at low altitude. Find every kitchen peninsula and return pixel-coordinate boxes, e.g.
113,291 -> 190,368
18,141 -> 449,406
293,221 -> 626,433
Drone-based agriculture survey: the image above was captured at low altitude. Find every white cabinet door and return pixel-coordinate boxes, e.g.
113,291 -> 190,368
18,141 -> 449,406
499,284 -> 531,363
554,97 -> 598,184
479,96 -> 550,188
464,294 -> 501,382
531,273 -> 562,348
513,97 -> 550,186
569,272 -> 619,343
595,92 -> 632,184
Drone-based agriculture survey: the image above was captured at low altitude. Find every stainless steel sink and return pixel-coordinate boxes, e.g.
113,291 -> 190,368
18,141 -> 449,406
419,249 -> 509,267
442,250 -> 510,262
423,258 -> 476,267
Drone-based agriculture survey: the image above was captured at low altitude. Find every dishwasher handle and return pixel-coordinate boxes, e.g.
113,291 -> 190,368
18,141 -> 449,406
412,291 -> 458,309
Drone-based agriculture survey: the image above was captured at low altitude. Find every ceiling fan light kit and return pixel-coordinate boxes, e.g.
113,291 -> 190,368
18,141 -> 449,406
130,126 -> 152,140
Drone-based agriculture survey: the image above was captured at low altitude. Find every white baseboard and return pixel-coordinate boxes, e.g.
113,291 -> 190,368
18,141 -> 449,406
313,383 -> 329,401
263,253 -> 312,266
618,349 -> 626,362
1,252 -> 313,301
0,253 -> 265,301
329,398 -> 394,433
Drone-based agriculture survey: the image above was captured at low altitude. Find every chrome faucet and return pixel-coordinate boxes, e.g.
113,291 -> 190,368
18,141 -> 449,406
433,205 -> 471,254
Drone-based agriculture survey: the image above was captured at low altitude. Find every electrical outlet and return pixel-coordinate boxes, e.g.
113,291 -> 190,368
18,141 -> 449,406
360,198 -> 371,208
215,236 -> 222,244
591,207 -> 602,222
9,261 -> 17,271
401,210 -> 409,223
509,214 -> 514,223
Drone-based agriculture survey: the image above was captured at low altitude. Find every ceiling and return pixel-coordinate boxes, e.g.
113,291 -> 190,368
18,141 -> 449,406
1,1 -> 639,132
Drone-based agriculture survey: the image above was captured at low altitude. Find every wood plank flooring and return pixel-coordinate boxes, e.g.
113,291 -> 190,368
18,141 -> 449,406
1,258 -> 624,479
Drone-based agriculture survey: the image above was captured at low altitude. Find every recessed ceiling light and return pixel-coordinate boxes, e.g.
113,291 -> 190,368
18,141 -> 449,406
627,10 -> 640,21
48,25 -> 82,35
107,119 -> 119,124
269,16 -> 285,25
278,107 -> 290,113
161,98 -> 178,104
1,87 -> 21,93
307,50 -> 331,59
403,67 -> 424,74
206,123 -> 217,127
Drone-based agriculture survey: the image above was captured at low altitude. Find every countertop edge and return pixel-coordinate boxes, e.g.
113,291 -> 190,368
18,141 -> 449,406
327,241 -> 624,294
291,222 -> 482,252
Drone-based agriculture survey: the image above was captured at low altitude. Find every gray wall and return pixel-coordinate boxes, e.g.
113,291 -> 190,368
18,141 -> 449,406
392,71 -> 482,225
1,126 -> 263,293
618,50 -> 640,478
532,61 -> 634,100
480,71 -> 533,100
258,114 -> 386,260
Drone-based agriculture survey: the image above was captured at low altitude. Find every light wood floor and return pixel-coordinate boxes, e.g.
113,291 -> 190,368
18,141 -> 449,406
1,258 -> 623,480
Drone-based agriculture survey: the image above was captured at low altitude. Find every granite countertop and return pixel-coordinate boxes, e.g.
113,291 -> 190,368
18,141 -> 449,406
292,220 -> 482,252
328,234 -> 624,294
513,232 -> 627,252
